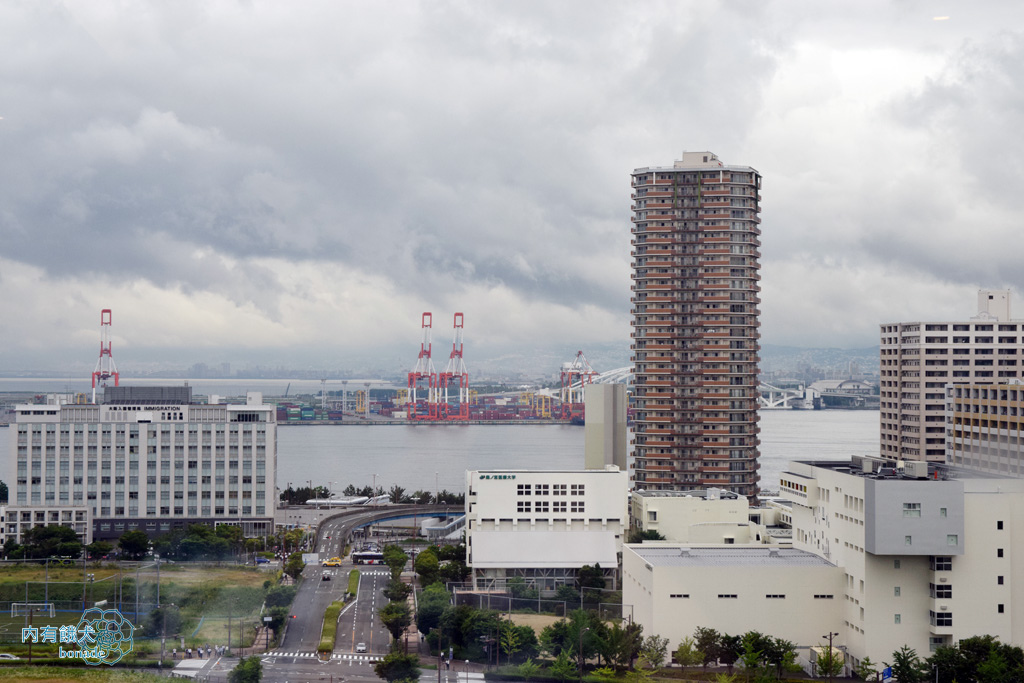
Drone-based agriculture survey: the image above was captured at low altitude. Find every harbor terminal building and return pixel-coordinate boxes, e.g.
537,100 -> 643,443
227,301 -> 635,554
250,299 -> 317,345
7,386 -> 277,544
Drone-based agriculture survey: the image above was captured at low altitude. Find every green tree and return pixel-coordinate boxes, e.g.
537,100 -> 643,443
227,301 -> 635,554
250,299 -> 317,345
694,627 -> 721,672
0,481 -> 8,504
143,605 -> 182,638
550,650 -> 576,682
86,540 -> 114,559
383,578 -> 412,602
855,656 -> 879,681
284,553 -> 305,580
816,642 -> 844,679
500,620 -> 523,660
416,583 -> 450,635
439,560 -> 470,584
674,636 -> 703,669
765,637 -> 801,678
738,637 -> 763,682
119,530 -> 151,560
892,645 -> 926,683
641,635 -> 670,669
518,658 -> 541,680
265,585 -> 298,608
388,485 -> 409,504
379,601 -> 412,642
626,529 -> 666,543
414,549 -> 440,586
374,652 -> 420,682
383,545 -> 409,580
719,634 -> 742,674
22,525 -> 82,559
228,655 -> 262,683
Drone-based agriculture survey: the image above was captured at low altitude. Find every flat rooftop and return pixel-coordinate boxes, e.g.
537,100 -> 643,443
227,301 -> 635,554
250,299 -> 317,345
632,487 -> 739,500
793,457 -> 1012,482
628,546 -> 834,568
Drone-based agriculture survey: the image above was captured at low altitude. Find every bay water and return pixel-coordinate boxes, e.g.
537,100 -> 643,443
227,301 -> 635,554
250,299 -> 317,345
0,407 -> 878,493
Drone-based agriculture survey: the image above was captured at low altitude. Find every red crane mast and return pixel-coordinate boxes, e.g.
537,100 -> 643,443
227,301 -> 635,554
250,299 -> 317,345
91,309 -> 120,404
407,312 -> 438,420
439,313 -> 469,421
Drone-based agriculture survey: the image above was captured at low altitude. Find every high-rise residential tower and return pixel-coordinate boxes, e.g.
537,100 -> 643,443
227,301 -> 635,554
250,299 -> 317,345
880,289 -> 1023,462
630,151 -> 762,497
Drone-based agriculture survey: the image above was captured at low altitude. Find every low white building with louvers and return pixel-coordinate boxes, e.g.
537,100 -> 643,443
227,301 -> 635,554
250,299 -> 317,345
465,466 -> 627,590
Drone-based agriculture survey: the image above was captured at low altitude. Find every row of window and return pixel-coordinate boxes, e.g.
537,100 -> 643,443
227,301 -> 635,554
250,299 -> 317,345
516,501 -> 585,513
516,484 -> 586,496
680,594 -> 834,600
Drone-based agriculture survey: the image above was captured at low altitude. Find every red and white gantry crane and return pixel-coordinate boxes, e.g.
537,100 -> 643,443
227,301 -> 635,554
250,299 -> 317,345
407,312 -> 438,420
438,313 -> 469,421
91,309 -> 120,404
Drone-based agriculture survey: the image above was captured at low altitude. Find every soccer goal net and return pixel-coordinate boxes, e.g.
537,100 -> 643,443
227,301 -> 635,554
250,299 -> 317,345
11,602 -> 56,618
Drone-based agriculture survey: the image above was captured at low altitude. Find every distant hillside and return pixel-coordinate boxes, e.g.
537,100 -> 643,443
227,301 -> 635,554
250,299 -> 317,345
759,344 -> 880,377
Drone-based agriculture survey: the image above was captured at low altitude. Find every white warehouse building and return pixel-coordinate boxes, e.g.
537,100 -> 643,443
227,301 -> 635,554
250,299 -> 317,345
465,466 -> 628,590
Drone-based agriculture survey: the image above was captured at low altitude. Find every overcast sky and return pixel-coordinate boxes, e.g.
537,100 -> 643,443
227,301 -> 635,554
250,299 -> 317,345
2,0 -> 1022,375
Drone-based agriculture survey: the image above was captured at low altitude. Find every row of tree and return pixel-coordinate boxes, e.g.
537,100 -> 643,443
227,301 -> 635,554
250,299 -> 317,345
1,526 -> 152,561
280,482 -> 465,505
891,637 -> 1024,683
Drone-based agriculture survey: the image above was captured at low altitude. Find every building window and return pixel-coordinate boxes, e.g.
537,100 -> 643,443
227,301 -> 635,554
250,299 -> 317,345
931,556 -> 952,571
905,536 -> 913,546
947,535 -> 958,546
998,576 -> 1004,585
930,584 -> 952,599
669,594 -> 689,599
903,503 -> 921,517
998,520 -> 1004,530
571,501 -> 585,513
517,484 -> 531,496
718,594 -> 737,599
813,595 -> 834,599
516,501 -> 531,513
930,611 -> 953,627
895,614 -> 901,624
535,484 -> 549,496
648,511 -> 657,522
571,484 -> 585,496
998,548 -> 1004,558
894,587 -> 901,597
894,560 -> 901,569
998,604 -> 1005,614
765,594 -> 785,599
940,508 -> 947,517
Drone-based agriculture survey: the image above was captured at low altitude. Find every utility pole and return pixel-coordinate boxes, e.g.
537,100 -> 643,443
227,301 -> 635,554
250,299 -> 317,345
823,631 -> 839,683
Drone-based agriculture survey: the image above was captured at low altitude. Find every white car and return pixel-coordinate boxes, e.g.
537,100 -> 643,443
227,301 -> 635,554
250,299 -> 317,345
356,643 -> 367,653
0,654 -> 19,660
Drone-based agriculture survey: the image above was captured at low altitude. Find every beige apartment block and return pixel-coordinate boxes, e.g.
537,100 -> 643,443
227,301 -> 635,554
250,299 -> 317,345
630,151 -> 762,497
946,382 -> 1024,476
880,290 -> 1024,462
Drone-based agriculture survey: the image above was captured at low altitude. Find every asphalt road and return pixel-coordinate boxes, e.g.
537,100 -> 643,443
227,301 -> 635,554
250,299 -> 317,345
279,508 -> 409,655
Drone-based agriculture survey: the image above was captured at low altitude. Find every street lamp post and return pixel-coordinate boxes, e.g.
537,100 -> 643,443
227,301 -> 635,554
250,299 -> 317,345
822,632 -> 839,683
578,627 -> 590,683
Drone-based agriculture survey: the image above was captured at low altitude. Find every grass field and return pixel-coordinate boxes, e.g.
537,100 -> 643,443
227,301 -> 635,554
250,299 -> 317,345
0,667 -> 166,682
0,564 -> 284,650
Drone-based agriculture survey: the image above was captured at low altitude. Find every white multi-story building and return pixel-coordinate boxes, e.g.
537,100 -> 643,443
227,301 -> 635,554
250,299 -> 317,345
880,289 -> 1024,462
623,456 -> 1024,671
465,466 -> 628,590
8,386 -> 276,544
